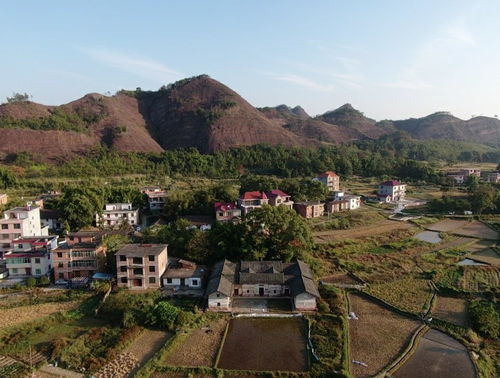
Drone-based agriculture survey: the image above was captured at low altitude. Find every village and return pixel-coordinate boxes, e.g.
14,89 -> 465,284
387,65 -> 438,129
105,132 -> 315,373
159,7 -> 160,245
0,167 -> 498,378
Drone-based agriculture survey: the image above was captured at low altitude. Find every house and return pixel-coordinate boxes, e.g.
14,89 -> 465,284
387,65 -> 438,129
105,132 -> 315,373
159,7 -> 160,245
96,203 -> 139,228
294,202 -> 325,218
53,236 -> 106,281
447,173 -> 465,185
265,190 -> 294,209
162,257 -> 206,295
116,244 -> 168,289
377,181 -> 406,202
40,209 -> 64,232
326,199 -> 350,213
314,171 -> 340,192
460,168 -> 481,178
5,236 -> 58,278
237,192 -> 268,215
0,194 -> 8,206
214,202 -> 241,222
206,259 -> 320,311
0,205 -> 48,257
141,186 -> 168,211
481,171 -> 500,183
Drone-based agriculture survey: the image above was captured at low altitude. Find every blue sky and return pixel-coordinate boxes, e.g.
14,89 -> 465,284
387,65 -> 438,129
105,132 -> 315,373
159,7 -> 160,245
1,0 -> 499,120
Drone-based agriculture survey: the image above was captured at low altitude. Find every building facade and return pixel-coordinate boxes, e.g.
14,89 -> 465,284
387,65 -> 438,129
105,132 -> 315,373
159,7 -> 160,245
377,181 -> 406,202
237,192 -> 269,215
0,194 -> 8,205
265,190 -> 294,209
5,236 -> 58,278
142,187 -> 168,211
314,171 -> 340,192
162,258 -> 206,290
96,203 -> 139,228
206,260 -> 320,311
214,202 -> 242,222
116,244 -> 168,289
294,202 -> 325,218
52,239 -> 106,281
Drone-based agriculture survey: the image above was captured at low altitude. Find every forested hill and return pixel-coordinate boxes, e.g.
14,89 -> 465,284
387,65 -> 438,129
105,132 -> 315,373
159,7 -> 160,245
1,75 -> 500,162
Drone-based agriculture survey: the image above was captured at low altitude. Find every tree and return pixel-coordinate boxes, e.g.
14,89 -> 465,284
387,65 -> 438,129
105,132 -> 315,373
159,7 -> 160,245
102,234 -> 131,274
146,301 -> 180,330
0,168 -> 17,189
39,276 -> 50,286
469,300 -> 499,338
470,185 -> 496,214
25,277 -> 36,288
6,92 -> 30,103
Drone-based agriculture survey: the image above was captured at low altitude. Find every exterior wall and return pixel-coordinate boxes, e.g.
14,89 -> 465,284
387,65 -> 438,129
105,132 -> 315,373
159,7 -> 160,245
315,175 -> 340,192
208,292 -> 231,310
53,246 -> 104,281
6,254 -> 51,277
163,276 -> 202,288
96,209 -> 139,228
240,284 -> 283,297
378,184 -> 406,202
215,208 -> 241,222
0,207 -> 43,253
237,198 -> 268,215
294,204 -> 324,218
294,292 -> 317,311
0,194 -> 8,205
116,249 -> 168,289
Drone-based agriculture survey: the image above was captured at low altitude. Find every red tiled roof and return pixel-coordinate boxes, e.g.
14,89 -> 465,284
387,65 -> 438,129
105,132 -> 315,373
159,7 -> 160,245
381,180 -> 402,186
240,191 -> 267,200
265,189 -> 290,198
214,202 -> 238,211
317,171 -> 338,178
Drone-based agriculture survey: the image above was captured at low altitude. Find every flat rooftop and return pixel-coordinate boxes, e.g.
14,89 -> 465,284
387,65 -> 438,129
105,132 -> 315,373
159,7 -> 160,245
117,243 -> 168,257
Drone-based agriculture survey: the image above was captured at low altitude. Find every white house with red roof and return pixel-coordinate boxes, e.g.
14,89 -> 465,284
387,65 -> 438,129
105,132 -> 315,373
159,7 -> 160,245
314,171 -> 340,192
5,235 -> 58,278
214,202 -> 242,222
264,189 -> 294,209
377,180 -> 406,202
237,191 -> 269,215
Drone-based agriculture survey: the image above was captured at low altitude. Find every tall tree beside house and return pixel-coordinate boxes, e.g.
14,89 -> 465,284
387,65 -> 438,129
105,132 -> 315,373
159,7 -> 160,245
0,167 -> 17,189
243,205 -> 314,262
102,234 -> 131,274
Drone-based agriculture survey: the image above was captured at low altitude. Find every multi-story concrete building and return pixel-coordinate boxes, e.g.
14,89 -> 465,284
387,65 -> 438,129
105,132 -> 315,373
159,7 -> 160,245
314,171 -> 340,192
116,244 -> 168,289
141,187 -> 168,211
0,205 -> 48,257
481,171 -> 500,183
377,181 -> 406,202
52,236 -> 106,281
96,203 -> 139,228
265,190 -> 294,209
237,192 -> 269,215
5,236 -> 58,278
294,202 -> 325,218
214,202 -> 241,222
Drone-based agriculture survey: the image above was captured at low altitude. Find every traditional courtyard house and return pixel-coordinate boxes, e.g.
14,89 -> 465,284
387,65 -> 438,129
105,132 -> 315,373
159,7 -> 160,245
265,189 -> 294,209
480,171 -> 500,183
377,180 -> 406,202
206,259 -> 320,311
0,204 -> 48,258
214,202 -> 242,222
162,258 -> 206,295
0,194 -> 8,206
96,203 -> 139,228
237,191 -> 268,215
447,172 -> 466,185
141,186 -> 168,211
5,236 -> 58,278
53,235 -> 106,281
314,171 -> 340,192
116,244 -> 168,289
40,209 -> 64,232
294,201 -> 325,218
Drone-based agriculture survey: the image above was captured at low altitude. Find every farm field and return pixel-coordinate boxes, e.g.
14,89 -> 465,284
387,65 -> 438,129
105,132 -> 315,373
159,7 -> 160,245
469,248 -> 500,266
314,219 -> 413,243
426,219 -> 470,232
365,278 -> 431,314
426,219 -> 498,239
348,293 -> 421,378
164,318 -> 227,367
0,300 -> 81,330
432,296 -> 468,326
394,329 -> 475,378
217,317 -> 308,372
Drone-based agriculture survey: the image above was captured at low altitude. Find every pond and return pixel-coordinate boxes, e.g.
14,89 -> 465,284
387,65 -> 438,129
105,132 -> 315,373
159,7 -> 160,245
394,329 -> 475,378
414,231 -> 442,244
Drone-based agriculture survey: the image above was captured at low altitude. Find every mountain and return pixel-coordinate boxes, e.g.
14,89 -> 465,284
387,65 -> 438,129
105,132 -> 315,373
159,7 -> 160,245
259,104 -> 364,144
315,104 -> 389,139
390,112 -> 500,145
2,75 -> 500,162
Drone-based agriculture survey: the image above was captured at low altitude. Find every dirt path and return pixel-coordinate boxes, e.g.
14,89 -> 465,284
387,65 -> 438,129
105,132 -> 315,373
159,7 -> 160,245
314,220 -> 412,243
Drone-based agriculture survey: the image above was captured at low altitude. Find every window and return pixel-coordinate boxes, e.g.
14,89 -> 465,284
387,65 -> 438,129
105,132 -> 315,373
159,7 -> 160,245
58,263 -> 63,268
120,277 -> 128,283
148,255 -> 155,262
35,269 -> 41,275
192,279 -> 198,286
166,278 -> 172,284
13,224 -> 20,229
1,224 -> 7,230
247,290 -> 250,293
119,255 -> 126,262
1,234 -> 9,239
148,266 -> 155,273
216,293 -> 220,298
132,257 -> 142,264
217,303 -> 220,307
57,252 -> 62,258
12,268 -> 18,274
58,273 -> 64,279
133,268 -> 143,275
35,258 -> 40,264
120,266 -> 127,272
18,244 -> 23,249
149,277 -> 156,284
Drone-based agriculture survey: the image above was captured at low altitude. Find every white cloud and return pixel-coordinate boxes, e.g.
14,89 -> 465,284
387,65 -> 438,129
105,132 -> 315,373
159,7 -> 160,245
79,47 -> 182,82
270,73 -> 335,92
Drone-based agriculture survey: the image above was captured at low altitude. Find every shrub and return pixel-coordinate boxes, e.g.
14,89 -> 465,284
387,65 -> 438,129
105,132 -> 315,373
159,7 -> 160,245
146,301 -> 180,330
39,276 -> 50,286
25,277 -> 36,288
469,300 -> 499,338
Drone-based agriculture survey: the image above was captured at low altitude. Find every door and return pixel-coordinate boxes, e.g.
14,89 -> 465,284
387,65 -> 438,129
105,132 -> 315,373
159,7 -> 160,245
259,287 -> 264,296
180,278 -> 185,286
25,267 -> 32,275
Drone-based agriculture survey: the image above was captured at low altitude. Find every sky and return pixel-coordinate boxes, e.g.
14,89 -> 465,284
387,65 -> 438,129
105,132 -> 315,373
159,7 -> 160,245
1,0 -> 499,120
